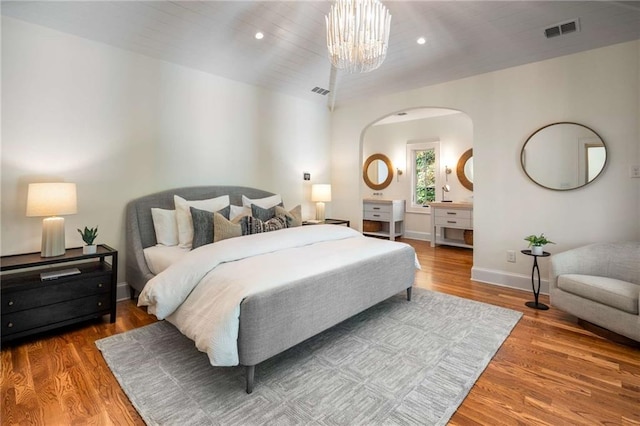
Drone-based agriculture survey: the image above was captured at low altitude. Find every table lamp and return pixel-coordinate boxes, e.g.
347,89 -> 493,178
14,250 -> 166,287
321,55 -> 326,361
311,184 -> 331,221
26,182 -> 77,257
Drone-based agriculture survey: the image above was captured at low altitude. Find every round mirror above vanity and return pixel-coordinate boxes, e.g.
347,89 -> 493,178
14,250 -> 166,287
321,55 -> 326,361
363,153 -> 394,190
521,122 -> 607,191
456,149 -> 473,191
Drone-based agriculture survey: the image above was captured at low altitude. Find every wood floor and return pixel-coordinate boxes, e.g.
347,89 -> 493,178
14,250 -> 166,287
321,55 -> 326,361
2,240 -> 639,425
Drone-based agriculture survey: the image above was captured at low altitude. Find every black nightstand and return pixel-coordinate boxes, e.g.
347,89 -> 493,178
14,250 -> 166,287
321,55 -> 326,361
302,218 -> 350,227
1,244 -> 118,343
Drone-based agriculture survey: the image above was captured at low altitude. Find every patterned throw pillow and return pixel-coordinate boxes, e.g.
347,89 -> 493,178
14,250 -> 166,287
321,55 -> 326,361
190,206 -> 231,249
275,205 -> 302,227
240,215 -> 288,235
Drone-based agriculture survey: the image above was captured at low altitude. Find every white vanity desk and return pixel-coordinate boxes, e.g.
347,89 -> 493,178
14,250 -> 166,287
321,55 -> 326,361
429,202 -> 473,248
362,199 -> 405,241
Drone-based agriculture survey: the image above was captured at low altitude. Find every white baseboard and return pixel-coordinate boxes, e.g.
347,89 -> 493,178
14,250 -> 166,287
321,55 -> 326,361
403,231 -> 431,241
116,282 -> 131,301
472,267 -> 549,295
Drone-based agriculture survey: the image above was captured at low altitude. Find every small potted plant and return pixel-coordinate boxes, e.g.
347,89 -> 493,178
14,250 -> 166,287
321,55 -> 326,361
524,233 -> 555,255
78,226 -> 98,254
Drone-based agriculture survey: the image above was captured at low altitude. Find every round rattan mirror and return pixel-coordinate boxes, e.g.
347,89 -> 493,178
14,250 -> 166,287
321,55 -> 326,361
363,153 -> 394,190
456,149 -> 473,191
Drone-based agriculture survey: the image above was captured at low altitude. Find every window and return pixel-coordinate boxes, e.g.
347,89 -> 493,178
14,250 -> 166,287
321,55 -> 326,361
407,141 -> 440,212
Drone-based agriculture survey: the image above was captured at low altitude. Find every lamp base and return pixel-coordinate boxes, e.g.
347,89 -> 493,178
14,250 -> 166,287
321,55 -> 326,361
315,202 -> 326,222
41,216 -> 66,257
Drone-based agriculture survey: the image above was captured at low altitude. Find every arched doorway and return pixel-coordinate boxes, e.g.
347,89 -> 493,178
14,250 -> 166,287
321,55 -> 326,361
360,107 -> 473,241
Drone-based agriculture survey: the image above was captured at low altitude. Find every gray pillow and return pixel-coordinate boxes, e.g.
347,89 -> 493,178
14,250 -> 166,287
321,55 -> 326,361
190,205 -> 230,249
250,203 -> 283,222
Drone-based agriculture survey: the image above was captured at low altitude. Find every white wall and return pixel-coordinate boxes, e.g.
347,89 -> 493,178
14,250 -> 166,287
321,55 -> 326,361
331,40 -> 640,293
1,17 -> 331,285
363,112 -> 473,239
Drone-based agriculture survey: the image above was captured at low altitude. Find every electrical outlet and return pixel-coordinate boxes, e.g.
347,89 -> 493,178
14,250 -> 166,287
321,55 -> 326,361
507,250 -> 516,263
630,165 -> 640,178
303,172 -> 311,181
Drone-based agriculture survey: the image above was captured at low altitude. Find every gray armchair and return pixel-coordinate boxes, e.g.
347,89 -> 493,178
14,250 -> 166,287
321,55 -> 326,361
549,242 -> 639,342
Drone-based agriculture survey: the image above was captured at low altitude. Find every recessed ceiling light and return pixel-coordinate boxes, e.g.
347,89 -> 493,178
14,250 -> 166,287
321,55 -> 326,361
417,37 -> 426,45
255,32 -> 264,40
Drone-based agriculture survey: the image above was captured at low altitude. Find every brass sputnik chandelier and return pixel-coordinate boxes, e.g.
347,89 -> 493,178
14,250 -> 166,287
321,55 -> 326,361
325,0 -> 392,73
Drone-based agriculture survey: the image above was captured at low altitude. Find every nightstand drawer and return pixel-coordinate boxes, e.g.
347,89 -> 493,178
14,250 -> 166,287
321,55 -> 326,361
2,293 -> 111,336
363,210 -> 391,221
3,275 -> 111,314
435,217 -> 472,229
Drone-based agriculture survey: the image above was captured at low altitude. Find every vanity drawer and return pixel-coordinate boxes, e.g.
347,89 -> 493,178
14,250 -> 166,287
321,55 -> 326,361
364,203 -> 392,214
435,217 -> 472,229
364,210 -> 391,221
434,209 -> 472,219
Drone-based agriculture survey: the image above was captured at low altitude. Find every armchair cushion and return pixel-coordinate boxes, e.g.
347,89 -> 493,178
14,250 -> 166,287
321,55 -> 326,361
558,274 -> 639,314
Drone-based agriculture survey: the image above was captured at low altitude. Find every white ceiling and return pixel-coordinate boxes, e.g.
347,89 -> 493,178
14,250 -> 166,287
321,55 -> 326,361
2,1 -> 639,109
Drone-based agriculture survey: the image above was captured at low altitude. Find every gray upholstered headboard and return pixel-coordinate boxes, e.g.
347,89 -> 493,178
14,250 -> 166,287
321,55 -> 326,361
125,186 -> 276,296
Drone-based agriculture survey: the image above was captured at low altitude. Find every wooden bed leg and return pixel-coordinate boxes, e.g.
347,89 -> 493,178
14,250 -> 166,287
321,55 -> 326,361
406,287 -> 412,301
246,365 -> 255,394
129,286 -> 136,300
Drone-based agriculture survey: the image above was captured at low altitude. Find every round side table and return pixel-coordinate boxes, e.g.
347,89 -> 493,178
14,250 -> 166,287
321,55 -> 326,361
521,249 -> 550,310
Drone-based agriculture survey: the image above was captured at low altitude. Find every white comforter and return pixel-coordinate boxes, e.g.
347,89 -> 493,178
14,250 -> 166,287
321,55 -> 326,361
138,225 -> 416,366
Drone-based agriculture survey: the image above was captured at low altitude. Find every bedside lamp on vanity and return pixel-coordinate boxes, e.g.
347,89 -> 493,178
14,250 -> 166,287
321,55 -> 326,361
26,182 -> 77,257
311,184 -> 331,221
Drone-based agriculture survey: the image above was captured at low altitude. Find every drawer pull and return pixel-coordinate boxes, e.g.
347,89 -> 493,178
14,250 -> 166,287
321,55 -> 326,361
447,220 -> 458,224
373,214 -> 380,217
7,322 -> 13,328
446,212 -> 457,215
8,300 -> 14,306
98,283 -> 104,288
373,207 -> 381,210
97,302 -> 103,307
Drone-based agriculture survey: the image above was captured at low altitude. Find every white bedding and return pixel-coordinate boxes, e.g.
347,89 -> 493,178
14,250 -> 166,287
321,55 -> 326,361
138,225 -> 419,366
143,245 -> 190,275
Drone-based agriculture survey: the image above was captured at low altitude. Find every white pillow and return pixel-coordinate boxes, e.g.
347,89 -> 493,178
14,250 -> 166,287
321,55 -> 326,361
174,194 -> 230,248
241,194 -> 282,209
230,205 -> 251,221
151,208 -> 179,246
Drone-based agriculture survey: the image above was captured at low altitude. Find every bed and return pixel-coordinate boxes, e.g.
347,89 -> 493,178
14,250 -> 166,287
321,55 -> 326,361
126,186 -> 418,393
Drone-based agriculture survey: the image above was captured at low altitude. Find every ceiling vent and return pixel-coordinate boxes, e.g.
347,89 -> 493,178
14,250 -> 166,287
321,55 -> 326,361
311,86 -> 330,96
545,18 -> 580,39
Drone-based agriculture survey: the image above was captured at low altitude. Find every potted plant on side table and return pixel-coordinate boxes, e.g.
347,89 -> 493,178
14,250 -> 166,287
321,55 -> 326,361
524,233 -> 554,255
78,226 -> 98,254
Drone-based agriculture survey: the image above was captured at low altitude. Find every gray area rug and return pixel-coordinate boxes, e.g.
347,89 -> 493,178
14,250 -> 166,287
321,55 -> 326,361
96,289 -> 521,425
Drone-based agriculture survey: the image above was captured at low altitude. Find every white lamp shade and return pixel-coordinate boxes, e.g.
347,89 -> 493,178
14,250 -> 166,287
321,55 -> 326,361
311,184 -> 332,202
26,183 -> 77,217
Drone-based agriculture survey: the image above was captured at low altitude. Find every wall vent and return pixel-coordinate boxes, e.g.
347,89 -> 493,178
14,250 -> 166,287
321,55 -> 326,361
544,18 -> 580,38
311,86 -> 330,96
545,18 -> 580,39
